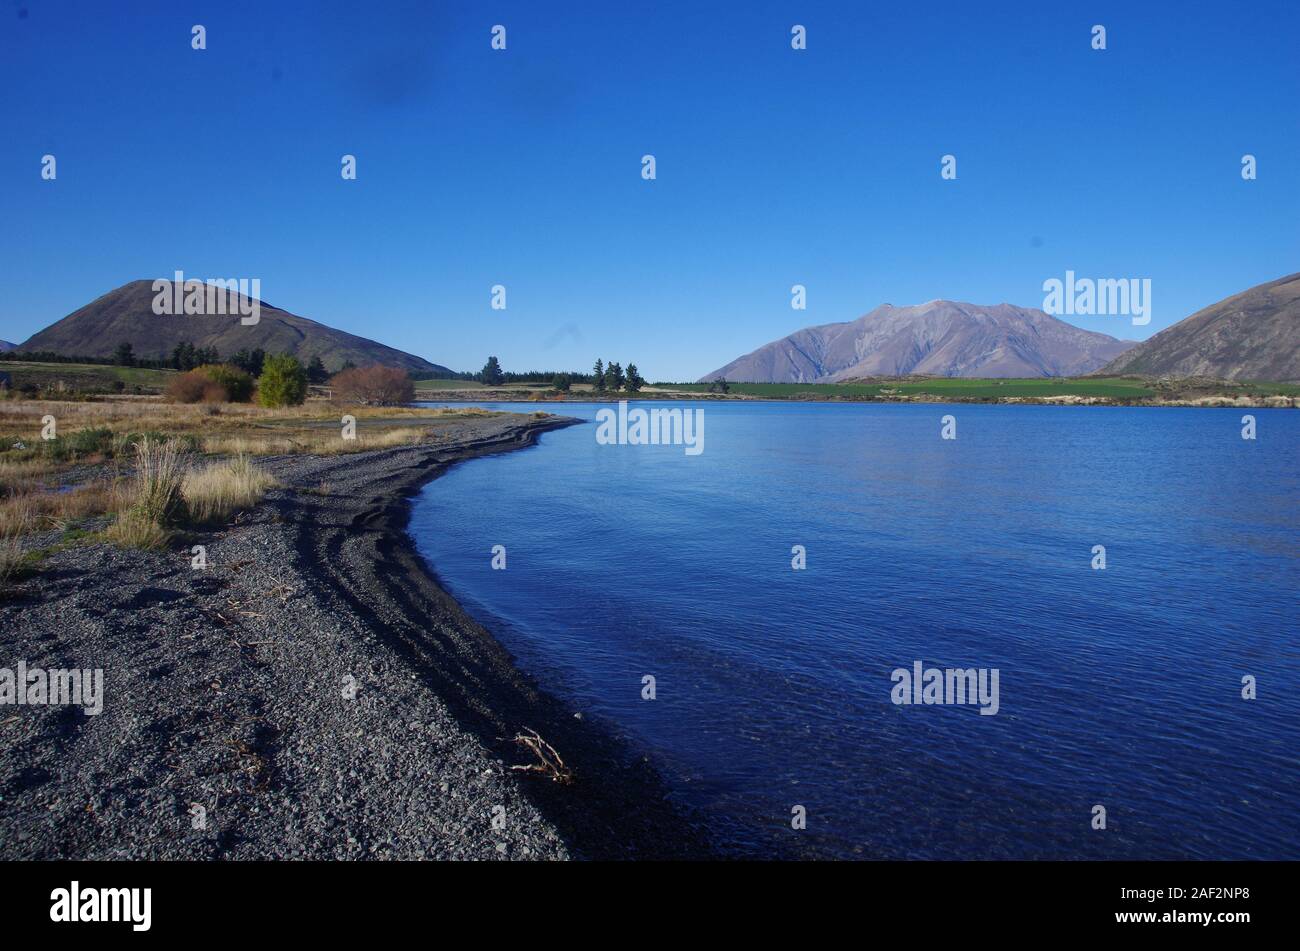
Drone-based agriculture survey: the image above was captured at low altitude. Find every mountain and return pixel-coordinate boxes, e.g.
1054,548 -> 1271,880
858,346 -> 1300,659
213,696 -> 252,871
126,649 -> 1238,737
701,300 -> 1137,382
1095,272 -> 1300,382
0,340 -> 15,352
14,280 -> 450,374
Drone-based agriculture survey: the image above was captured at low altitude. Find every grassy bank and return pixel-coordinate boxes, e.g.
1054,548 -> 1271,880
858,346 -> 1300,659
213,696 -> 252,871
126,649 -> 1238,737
0,397 -> 509,571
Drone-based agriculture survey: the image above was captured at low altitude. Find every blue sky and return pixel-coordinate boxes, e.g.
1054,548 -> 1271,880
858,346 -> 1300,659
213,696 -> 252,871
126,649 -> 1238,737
2,0 -> 1296,379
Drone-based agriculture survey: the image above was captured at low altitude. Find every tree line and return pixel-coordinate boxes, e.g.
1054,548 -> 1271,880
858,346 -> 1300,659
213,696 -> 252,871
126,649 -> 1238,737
478,356 -> 647,392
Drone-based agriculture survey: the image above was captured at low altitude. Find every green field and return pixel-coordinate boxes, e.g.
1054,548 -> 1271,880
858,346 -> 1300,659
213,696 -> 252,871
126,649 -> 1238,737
410,378 -> 487,389
656,377 -> 1161,400
411,379 -> 554,394
1,361 -> 177,394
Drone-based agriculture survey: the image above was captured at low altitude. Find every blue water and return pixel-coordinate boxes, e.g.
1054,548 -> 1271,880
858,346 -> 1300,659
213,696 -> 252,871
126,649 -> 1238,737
410,401 -> 1299,859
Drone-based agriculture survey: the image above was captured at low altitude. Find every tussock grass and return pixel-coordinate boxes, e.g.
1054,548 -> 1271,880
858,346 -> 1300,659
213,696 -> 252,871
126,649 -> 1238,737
182,455 -> 275,525
130,437 -> 188,526
105,508 -> 170,550
105,437 -> 188,549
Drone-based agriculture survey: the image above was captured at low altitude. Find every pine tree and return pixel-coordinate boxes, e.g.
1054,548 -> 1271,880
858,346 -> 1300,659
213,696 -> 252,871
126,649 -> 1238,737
113,342 -> 135,367
306,355 -> 329,384
625,363 -> 644,392
480,356 -> 505,385
593,359 -> 605,392
606,361 -> 624,392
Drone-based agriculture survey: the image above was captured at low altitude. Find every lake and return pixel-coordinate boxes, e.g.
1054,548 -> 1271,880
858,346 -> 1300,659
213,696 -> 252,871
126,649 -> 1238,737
410,401 -> 1299,859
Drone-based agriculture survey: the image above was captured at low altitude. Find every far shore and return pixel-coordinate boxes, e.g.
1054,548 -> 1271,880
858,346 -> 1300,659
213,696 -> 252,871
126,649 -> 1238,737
414,389 -> 1298,409
408,374 -> 1298,409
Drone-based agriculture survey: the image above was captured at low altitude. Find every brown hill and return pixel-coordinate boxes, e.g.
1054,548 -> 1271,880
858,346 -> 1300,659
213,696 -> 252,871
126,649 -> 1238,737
15,280 -> 449,374
1096,272 -> 1300,382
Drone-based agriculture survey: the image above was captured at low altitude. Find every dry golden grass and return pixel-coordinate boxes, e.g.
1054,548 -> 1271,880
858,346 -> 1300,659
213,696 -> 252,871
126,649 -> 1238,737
203,425 -> 437,456
0,398 -> 494,458
0,478 -> 129,536
129,437 -> 189,526
0,397 -> 490,432
105,508 -> 170,550
0,398 -> 509,547
0,458 -> 57,494
182,455 -> 276,525
0,496 -> 32,586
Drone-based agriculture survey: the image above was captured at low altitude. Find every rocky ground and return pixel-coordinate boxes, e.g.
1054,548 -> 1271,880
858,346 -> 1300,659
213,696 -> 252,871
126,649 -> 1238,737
0,413 -> 712,860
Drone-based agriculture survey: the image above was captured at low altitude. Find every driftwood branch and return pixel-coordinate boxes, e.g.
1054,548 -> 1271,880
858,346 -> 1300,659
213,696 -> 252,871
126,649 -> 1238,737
509,728 -> 574,785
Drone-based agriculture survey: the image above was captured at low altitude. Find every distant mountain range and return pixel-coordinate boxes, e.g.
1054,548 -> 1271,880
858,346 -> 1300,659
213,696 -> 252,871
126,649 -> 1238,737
701,301 -> 1137,382
1095,272 -> 1300,382
0,340 -> 15,352
12,280 -> 449,374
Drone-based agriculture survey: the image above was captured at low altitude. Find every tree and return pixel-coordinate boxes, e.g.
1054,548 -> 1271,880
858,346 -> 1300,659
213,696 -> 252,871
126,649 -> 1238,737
606,361 -> 624,392
113,342 -> 136,367
592,359 -> 605,392
257,354 -> 308,407
330,366 -> 414,405
306,355 -> 329,384
171,341 -> 197,371
551,373 -> 572,392
708,376 -> 730,394
480,356 -> 505,386
625,363 -> 644,393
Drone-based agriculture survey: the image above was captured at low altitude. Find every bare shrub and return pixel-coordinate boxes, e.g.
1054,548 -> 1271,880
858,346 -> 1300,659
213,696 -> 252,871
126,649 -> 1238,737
330,366 -> 415,406
165,370 -> 213,404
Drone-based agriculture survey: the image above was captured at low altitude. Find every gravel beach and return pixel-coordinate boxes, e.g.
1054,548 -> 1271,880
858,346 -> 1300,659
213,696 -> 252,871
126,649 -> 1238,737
0,412 -> 712,860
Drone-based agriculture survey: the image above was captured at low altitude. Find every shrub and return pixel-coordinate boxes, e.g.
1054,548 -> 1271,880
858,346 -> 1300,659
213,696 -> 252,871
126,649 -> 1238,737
257,354 -> 308,407
330,365 -> 415,405
165,364 -> 253,404
37,427 -> 114,463
193,364 -> 254,403
165,370 -> 223,404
